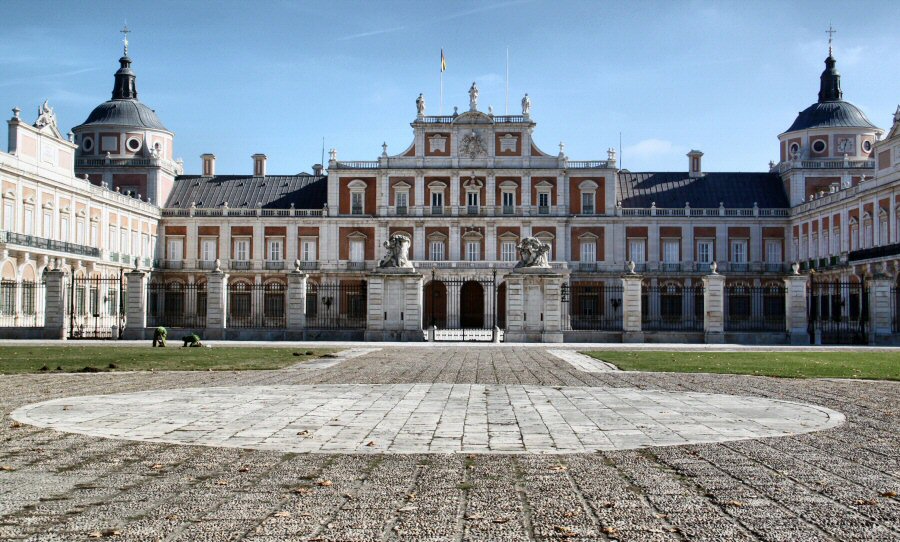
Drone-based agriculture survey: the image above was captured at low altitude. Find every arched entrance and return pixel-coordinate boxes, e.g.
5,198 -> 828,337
497,282 -> 507,329
460,281 -> 484,328
424,280 -> 447,328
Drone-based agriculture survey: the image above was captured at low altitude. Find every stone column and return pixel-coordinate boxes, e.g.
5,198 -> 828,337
365,269 -> 424,341
43,269 -> 67,340
867,270 -> 893,345
783,272 -> 809,345
205,270 -> 228,340
122,270 -> 147,340
502,269 -> 566,342
286,270 -> 308,338
702,272 -> 726,344
620,273 -> 644,343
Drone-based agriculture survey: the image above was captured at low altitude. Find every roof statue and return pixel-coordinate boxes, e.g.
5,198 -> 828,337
34,100 -> 57,129
514,237 -> 551,269
416,93 -> 425,118
521,93 -> 531,118
468,82 -> 479,111
378,233 -> 413,269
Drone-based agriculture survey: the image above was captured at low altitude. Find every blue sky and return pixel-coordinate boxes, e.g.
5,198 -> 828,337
2,0 -> 898,175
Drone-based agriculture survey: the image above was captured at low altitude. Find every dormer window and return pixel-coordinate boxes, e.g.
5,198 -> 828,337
347,179 -> 367,215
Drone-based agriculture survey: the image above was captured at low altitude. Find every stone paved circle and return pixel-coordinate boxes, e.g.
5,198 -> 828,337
12,383 -> 843,454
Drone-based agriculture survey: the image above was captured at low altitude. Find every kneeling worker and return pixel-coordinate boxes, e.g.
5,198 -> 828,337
152,326 -> 167,347
182,334 -> 203,347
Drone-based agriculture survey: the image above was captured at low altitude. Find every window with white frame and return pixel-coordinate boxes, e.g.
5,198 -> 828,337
76,219 -> 85,245
349,239 -> 365,262
140,233 -> 148,257
466,240 -> 480,261
108,226 -> 117,251
800,234 -> 808,259
167,237 -> 184,261
301,238 -> 317,262
792,238 -> 799,260
863,220 -> 873,248
831,228 -> 840,254
234,238 -> 250,261
535,181 -> 553,213
810,234 -> 818,259
267,238 -> 283,261
120,229 -> 128,254
501,191 -> 515,213
43,211 -> 52,238
629,238 -> 646,263
581,192 -> 595,215
60,216 -> 69,242
765,239 -> 782,263
537,191 -> 550,210
466,190 -> 479,209
23,206 -> 34,235
696,239 -> 713,263
662,239 -> 679,263
91,223 -> 99,247
430,189 -> 444,213
501,240 -> 516,261
580,238 -> 597,263
822,230 -> 830,256
429,239 -> 445,261
348,180 -> 366,215
395,190 -> 408,214
132,231 -> 138,255
731,239 -> 748,263
3,200 -> 14,232
200,238 -> 217,261
850,222 -> 859,251
879,211 -> 888,245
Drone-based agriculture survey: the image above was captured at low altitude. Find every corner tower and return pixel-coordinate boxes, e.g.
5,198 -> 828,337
72,27 -> 181,205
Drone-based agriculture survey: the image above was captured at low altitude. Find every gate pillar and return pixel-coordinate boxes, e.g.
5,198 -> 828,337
366,269 -> 424,341
621,273 -> 644,343
868,266 -> 893,344
43,269 -> 67,340
286,268 -> 308,339
205,269 -> 228,340
122,270 -> 148,340
702,271 -> 726,344
504,268 -> 568,343
783,271 -> 810,345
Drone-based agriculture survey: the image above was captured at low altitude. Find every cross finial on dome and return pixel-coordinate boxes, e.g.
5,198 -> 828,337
120,23 -> 131,56
826,23 -> 836,57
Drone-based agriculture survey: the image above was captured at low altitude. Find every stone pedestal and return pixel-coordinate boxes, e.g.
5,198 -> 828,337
122,271 -> 147,340
783,274 -> 809,345
504,268 -> 568,343
702,273 -> 726,344
43,269 -> 67,340
286,271 -> 308,339
366,268 -> 424,341
868,275 -> 893,345
205,271 -> 228,340
621,274 -> 644,343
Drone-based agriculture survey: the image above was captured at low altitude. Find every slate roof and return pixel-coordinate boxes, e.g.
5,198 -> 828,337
165,175 -> 327,209
784,100 -> 878,133
77,99 -> 168,131
616,172 -> 788,209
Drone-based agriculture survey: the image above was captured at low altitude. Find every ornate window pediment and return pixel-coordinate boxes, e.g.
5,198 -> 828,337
498,180 -> 518,190
462,177 -> 483,190
534,231 -> 556,240
461,229 -> 484,241
427,180 -> 447,191
578,232 -> 599,240
426,231 -> 447,241
498,231 -> 519,241
392,180 -> 411,190
347,230 -> 368,240
428,134 -> 447,153
578,179 -> 599,190
534,180 -> 554,190
347,179 -> 367,190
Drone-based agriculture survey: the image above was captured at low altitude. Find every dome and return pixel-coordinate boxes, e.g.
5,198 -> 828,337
784,100 -> 877,133
79,99 -> 167,131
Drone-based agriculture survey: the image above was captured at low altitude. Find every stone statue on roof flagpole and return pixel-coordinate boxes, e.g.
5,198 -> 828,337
468,82 -> 479,111
521,93 -> 531,117
416,93 -> 425,118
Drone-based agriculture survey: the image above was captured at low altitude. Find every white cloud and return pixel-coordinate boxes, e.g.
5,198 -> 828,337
620,139 -> 689,171
623,138 -> 680,158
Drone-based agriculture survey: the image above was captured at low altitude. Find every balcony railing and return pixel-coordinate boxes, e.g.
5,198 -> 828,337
577,262 -> 599,272
198,260 -> 217,270
0,231 -> 101,258
163,260 -> 184,270
764,263 -> 786,273
538,205 -> 550,215
351,206 -> 364,215
346,261 -> 368,270
395,205 -> 408,216
430,206 -> 445,216
467,205 -> 481,215
729,263 -> 750,273
297,261 -> 319,270
109,252 -> 119,263
502,205 -> 515,215
231,260 -> 252,270
581,206 -> 595,215
264,260 -> 285,270
694,262 -> 715,272
660,262 -> 681,272
848,242 -> 900,263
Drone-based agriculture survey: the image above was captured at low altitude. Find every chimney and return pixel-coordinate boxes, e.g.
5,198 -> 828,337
201,153 -> 216,176
252,153 -> 267,177
312,163 -> 324,176
687,150 -> 703,178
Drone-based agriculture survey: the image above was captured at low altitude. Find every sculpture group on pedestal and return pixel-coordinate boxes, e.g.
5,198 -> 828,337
514,237 -> 551,269
378,233 -> 413,269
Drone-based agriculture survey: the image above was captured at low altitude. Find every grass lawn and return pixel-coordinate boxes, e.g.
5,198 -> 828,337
0,346 -> 337,374
584,350 -> 900,381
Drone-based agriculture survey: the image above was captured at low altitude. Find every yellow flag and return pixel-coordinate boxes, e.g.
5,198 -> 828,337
441,49 -> 446,72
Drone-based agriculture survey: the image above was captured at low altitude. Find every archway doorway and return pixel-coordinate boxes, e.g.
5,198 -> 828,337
497,282 -> 507,329
460,281 -> 484,328
424,280 -> 447,328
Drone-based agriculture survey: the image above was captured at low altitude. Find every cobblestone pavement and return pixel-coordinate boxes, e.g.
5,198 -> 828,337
1,347 -> 899,541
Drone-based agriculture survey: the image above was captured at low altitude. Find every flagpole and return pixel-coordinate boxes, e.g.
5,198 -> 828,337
440,68 -> 443,115
505,47 -> 509,115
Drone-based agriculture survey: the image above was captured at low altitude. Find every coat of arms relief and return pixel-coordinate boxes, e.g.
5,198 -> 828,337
459,130 -> 487,158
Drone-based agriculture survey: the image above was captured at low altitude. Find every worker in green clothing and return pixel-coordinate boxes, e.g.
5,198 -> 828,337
182,334 -> 203,347
152,326 -> 167,347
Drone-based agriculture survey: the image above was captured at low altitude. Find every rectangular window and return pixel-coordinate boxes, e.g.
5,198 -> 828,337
234,238 -> 250,260
109,226 -> 117,251
731,239 -> 747,263
831,228 -> 839,254
350,192 -> 363,214
822,231 -> 830,255
350,239 -> 365,262
538,192 -> 550,213
431,191 -> 444,214
430,240 -> 445,261
696,240 -> 713,263
201,238 -> 217,261
23,207 -> 34,235
581,192 -> 594,214
132,231 -> 138,255
850,226 -> 859,251
864,222 -> 873,248
628,239 -> 646,263
167,237 -> 184,261
60,217 -> 69,242
301,239 -> 317,262
501,241 -> 516,262
120,230 -> 128,254
267,238 -> 283,261
466,191 -> 479,207
662,239 -> 679,263
141,233 -> 149,257
43,212 -> 52,238
765,239 -> 782,263
580,241 -> 596,263
75,220 -> 85,244
395,191 -> 408,214
502,192 -> 515,214
466,241 -> 480,261
3,202 -> 13,232
810,234 -> 818,259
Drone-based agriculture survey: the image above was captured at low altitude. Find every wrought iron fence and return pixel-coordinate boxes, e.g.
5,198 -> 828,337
424,272 -> 498,341
147,282 -> 207,329
808,280 -> 869,344
227,282 -> 286,328
724,285 -> 786,332
69,275 -> 125,339
305,281 -> 367,330
0,280 -> 45,327
564,282 -> 624,331
642,284 -> 704,331
893,287 -> 898,333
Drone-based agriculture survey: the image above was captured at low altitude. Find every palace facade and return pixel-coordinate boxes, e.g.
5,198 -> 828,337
1,41 -> 898,343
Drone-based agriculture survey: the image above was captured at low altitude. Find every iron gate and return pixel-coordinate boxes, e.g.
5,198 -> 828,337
69,273 -> 126,339
425,270 -> 498,341
808,280 -> 869,344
